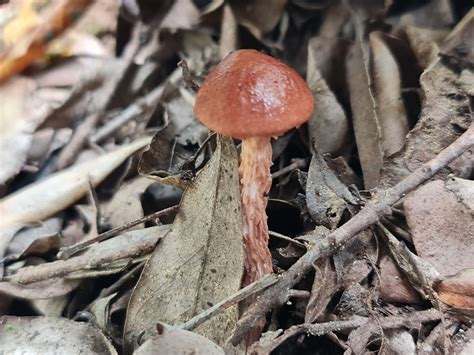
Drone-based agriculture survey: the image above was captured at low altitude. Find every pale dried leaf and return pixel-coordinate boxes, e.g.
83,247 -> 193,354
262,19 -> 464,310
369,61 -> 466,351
125,137 -> 244,349
0,277 -> 79,300
134,323 -> 224,355
101,176 -> 154,230
404,179 -> 474,277
160,0 -> 200,31
7,217 -> 62,258
0,76 -> 51,184
384,329 -> 416,355
370,31 -> 409,156
0,316 -> 117,354
0,137 -> 151,231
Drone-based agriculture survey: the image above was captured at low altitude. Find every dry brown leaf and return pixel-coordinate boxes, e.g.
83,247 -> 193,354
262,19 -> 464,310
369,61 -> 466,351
101,176 -> 154,230
378,254 -> 422,304
346,28 -> 384,188
380,14 -> 473,187
229,0 -> 287,39
0,137 -> 151,231
435,269 -> 474,310
305,257 -> 338,323
369,31 -> 409,156
404,179 -> 474,277
307,37 -> 349,155
0,277 -> 79,300
139,95 -> 208,188
124,136 -> 244,350
134,323 -> 224,355
0,316 -> 117,354
305,147 -> 357,229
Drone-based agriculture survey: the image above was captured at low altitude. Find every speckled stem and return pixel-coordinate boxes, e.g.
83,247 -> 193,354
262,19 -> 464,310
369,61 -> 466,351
239,136 -> 273,287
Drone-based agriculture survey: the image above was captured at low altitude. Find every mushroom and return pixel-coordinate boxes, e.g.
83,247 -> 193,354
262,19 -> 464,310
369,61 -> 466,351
194,49 -> 314,287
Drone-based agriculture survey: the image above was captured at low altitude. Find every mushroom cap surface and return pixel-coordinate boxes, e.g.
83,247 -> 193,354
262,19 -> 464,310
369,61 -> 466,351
194,49 -> 314,139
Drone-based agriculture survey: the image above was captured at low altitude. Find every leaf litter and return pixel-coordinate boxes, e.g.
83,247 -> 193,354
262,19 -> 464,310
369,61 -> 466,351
0,1 -> 472,354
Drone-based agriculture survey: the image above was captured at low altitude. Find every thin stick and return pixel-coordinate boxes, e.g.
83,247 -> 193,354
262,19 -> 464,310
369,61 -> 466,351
179,274 -> 278,331
58,205 -> 179,259
251,309 -> 442,353
229,124 -> 474,345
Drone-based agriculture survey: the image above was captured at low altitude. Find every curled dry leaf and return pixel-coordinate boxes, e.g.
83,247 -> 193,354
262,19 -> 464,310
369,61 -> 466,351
124,137 -> 244,350
0,137 -> 151,231
6,217 -> 62,259
404,179 -> 474,277
0,316 -> 117,354
305,147 -> 357,229
139,95 -> 208,188
134,323 -> 224,355
435,269 -> 474,310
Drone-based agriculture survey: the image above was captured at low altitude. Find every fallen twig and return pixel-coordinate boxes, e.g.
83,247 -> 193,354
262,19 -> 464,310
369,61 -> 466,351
89,84 -> 165,144
58,205 -> 179,259
179,274 -> 278,331
251,308 -> 443,353
5,226 -> 169,284
229,124 -> 474,345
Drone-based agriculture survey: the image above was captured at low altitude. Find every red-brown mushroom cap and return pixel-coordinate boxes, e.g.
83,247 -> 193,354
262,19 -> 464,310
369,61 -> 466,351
194,49 -> 314,140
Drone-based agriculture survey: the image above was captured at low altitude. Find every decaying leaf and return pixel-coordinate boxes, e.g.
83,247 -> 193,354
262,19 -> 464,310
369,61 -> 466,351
0,137 -> 151,231
435,269 -> 474,310
0,316 -> 117,354
124,136 -> 244,349
305,146 -> 357,229
138,95 -> 208,188
134,323 -> 224,355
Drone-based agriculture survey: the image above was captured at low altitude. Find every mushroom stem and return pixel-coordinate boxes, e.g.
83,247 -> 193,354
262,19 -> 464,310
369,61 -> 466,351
239,136 -> 273,287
